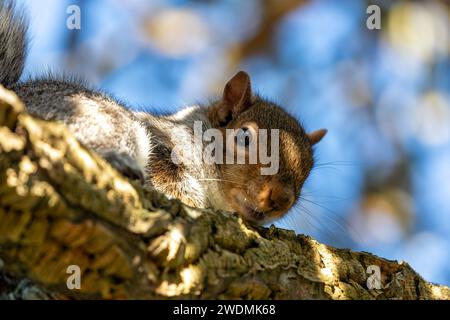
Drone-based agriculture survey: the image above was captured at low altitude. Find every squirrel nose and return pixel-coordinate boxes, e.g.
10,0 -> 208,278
260,180 -> 295,213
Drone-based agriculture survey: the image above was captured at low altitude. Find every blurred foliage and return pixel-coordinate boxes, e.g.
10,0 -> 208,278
19,0 -> 450,285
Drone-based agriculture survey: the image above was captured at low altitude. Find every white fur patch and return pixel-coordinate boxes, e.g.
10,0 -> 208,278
134,123 -> 152,173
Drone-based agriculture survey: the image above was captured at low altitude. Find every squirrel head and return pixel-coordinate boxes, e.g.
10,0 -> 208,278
207,71 -> 327,225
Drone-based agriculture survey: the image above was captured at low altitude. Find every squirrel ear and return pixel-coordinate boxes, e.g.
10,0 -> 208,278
209,71 -> 252,127
223,71 -> 252,111
308,129 -> 327,145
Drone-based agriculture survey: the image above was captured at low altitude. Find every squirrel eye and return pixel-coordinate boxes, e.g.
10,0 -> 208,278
235,127 -> 252,148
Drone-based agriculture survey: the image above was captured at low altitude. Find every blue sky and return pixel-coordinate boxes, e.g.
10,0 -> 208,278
17,0 -> 450,285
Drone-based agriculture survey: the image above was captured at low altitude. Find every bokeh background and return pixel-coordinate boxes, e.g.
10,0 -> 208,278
17,0 -> 450,285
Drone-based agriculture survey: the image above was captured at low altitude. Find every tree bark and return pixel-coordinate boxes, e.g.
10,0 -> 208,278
0,85 -> 449,300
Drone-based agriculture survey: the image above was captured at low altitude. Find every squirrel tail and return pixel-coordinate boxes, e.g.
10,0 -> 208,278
0,0 -> 28,87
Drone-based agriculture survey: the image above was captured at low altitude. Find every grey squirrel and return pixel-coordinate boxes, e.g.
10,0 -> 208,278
0,1 -> 327,224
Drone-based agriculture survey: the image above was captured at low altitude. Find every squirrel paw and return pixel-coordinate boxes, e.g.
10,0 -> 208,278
101,151 -> 145,184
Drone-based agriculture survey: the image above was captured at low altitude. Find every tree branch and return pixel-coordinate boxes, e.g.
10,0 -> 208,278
0,85 -> 448,300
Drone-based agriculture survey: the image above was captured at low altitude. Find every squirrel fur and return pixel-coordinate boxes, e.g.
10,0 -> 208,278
0,0 -> 327,224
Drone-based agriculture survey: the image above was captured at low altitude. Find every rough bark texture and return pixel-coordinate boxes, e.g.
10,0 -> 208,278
0,85 -> 449,300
